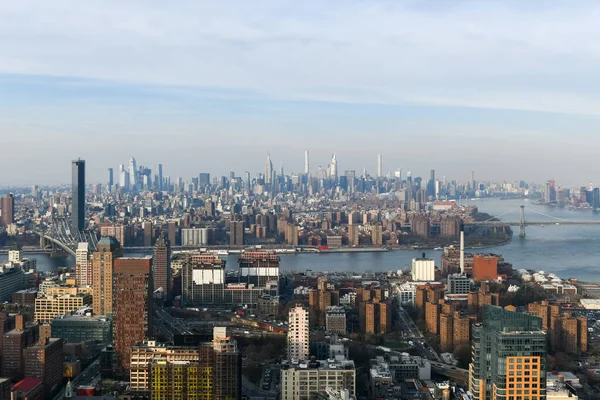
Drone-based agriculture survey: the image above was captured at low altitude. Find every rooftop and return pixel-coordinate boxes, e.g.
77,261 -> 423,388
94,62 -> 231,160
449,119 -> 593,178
12,377 -> 42,393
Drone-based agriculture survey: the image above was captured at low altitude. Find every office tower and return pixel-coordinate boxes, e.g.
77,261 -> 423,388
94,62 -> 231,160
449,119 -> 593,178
330,154 -> 338,180
199,172 -> 210,187
265,155 -> 273,185
113,257 -> 153,377
107,168 -> 113,189
0,193 -> 14,226
143,221 -> 153,247
75,242 -> 91,286
153,235 -> 171,300
245,171 -> 251,190
157,163 -> 163,191
230,220 -> 244,246
24,338 -> 63,397
92,237 -> 122,316
71,159 -> 85,234
344,170 -> 356,193
377,154 -> 382,177
288,305 -> 309,361
128,157 -> 137,189
469,305 -> 546,400
304,150 -> 310,174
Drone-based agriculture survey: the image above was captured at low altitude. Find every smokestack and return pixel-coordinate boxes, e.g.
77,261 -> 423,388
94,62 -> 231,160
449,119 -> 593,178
459,223 -> 465,274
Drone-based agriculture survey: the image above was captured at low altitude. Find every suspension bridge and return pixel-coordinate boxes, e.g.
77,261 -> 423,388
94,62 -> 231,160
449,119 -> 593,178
468,205 -> 600,237
35,215 -> 98,256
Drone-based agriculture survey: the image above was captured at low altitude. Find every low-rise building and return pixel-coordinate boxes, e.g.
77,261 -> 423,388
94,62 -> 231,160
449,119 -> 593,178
386,353 -> 431,381
34,293 -> 91,324
50,314 -> 112,344
281,358 -> 356,400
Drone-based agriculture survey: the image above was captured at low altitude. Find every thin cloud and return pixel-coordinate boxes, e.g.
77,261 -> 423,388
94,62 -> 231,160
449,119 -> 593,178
1,1 -> 600,114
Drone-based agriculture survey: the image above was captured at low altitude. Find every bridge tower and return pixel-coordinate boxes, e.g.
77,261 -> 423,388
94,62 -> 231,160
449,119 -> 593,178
519,205 -> 526,238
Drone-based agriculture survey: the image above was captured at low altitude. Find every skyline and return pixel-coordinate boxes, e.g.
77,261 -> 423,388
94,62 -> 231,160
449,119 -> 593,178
3,1 -> 600,184
0,151 -> 597,189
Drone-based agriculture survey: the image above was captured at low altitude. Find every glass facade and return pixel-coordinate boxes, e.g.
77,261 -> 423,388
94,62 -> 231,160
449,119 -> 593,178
469,305 -> 546,400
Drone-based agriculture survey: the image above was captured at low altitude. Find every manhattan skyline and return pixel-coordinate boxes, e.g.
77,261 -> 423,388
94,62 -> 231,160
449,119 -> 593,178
3,1 -> 600,185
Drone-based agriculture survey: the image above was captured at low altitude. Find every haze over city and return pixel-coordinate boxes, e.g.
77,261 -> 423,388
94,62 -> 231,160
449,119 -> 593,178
3,1 -> 600,185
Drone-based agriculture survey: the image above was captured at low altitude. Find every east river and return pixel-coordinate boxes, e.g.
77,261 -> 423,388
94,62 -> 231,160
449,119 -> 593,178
3,199 -> 600,281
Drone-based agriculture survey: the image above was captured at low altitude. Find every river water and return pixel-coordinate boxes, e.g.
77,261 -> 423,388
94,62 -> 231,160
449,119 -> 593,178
2,199 -> 600,281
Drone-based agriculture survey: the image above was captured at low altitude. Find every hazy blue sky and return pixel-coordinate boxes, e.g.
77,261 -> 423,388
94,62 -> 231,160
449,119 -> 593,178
2,1 -> 600,186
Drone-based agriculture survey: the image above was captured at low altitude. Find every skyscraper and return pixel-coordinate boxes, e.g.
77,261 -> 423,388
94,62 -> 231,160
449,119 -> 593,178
0,193 -> 14,226
427,169 -> 436,199
157,164 -> 163,191
287,305 -> 309,361
469,305 -> 547,400
265,155 -> 273,185
75,242 -> 92,286
230,221 -> 244,246
330,154 -> 338,180
377,154 -> 382,177
92,237 -> 122,316
152,235 -> 171,301
107,168 -> 113,189
129,157 -> 137,190
71,159 -> 85,234
304,150 -> 310,174
113,257 -> 153,377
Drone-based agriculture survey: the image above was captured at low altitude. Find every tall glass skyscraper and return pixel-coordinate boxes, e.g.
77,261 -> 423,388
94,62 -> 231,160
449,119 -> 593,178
71,159 -> 85,234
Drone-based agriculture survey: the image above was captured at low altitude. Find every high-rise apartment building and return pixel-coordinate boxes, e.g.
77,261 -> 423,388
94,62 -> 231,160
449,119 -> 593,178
229,220 -> 244,246
132,328 -> 241,399
71,159 -> 85,234
371,225 -> 383,246
288,305 -> 310,361
153,235 -> 171,300
113,257 -> 153,377
75,242 -> 92,286
0,194 -> 14,226
24,338 -> 63,397
92,237 -> 122,316
325,306 -> 347,335
143,221 -> 153,247
2,315 -> 39,381
470,305 -> 546,400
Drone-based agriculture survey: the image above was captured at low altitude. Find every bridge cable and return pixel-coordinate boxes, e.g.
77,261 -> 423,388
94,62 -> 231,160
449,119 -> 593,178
481,208 -> 517,223
524,207 -> 569,222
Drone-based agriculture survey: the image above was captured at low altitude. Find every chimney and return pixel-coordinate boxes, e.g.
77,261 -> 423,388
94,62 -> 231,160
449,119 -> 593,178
459,223 -> 465,274
15,314 -> 24,331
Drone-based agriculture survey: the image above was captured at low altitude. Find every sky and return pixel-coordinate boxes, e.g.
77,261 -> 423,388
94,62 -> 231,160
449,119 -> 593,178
2,0 -> 600,186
